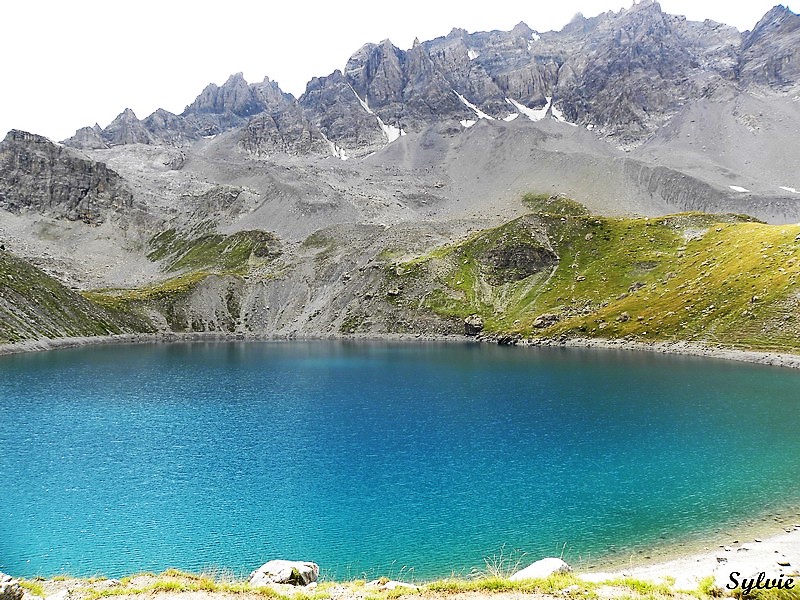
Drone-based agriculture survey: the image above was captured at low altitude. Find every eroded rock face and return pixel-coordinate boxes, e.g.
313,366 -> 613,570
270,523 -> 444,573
239,106 -> 330,157
0,130 -> 133,223
299,70 -> 386,153
248,560 -> 319,586
102,108 -> 154,146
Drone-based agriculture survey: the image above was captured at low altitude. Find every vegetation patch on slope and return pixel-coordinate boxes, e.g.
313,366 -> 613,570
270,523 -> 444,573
0,250 -> 154,343
391,196 -> 799,352
148,228 -> 281,274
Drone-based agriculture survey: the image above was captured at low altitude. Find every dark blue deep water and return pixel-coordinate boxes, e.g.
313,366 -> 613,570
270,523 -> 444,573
1,341 -> 799,579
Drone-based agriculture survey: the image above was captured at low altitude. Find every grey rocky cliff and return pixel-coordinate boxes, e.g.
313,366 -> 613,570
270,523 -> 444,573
66,124 -> 108,150
0,130 -> 133,223
181,73 -> 296,137
299,70 -> 386,153
739,5 -> 800,89
103,108 -> 155,146
239,105 -> 330,157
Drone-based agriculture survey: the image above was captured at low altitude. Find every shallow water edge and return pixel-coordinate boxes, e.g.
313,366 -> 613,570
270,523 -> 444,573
2,331 -> 800,370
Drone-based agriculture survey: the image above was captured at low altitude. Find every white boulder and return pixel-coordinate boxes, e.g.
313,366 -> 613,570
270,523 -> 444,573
509,557 -> 572,581
248,560 -> 319,586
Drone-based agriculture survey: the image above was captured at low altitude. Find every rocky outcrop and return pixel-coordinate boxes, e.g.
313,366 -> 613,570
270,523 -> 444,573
464,314 -> 484,335
0,573 -> 23,600
184,73 -> 292,118
181,73 -> 297,138
65,124 -> 108,150
299,70 -> 386,153
65,109 -> 201,148
102,109 -> 154,146
238,106 -> 330,157
533,313 -> 560,329
248,560 -> 319,586
142,109 -> 200,145
0,130 -> 133,223
552,1 -> 741,142
509,557 -> 572,581
739,5 -> 800,89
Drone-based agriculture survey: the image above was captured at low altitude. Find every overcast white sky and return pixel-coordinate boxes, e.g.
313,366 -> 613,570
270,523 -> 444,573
0,1 -> 793,141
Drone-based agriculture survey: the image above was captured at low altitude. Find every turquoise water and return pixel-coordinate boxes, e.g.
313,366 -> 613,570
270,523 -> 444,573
1,341 -> 800,579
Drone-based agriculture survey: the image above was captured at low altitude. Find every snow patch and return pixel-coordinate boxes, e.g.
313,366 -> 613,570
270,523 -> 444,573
460,119 -> 477,128
203,134 -> 217,139
350,85 -> 406,143
729,185 -> 750,193
329,141 -> 348,161
320,130 -> 349,160
468,49 -> 479,60
351,85 -> 374,115
531,32 -> 541,41
551,103 -> 578,127
454,90 -> 494,120
586,124 -> 595,131
506,96 -> 550,121
380,122 -> 405,143
503,113 -> 519,122
780,186 -> 800,194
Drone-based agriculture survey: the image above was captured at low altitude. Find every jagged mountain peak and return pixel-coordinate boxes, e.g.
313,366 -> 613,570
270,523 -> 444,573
224,72 -> 248,85
117,108 -> 139,119
746,4 -> 799,40
740,4 -> 800,89
446,27 -> 468,39
510,21 -> 533,37
61,4 -> 800,157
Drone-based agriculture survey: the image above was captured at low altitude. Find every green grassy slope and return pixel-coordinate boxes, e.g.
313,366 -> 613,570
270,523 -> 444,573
0,251 -> 154,344
85,228 -> 283,333
147,228 -> 281,273
393,196 -> 800,352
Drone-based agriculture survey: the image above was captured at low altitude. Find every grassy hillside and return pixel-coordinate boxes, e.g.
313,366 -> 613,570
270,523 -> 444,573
391,195 -> 800,352
147,228 -> 281,273
0,251 -> 154,344
4,196 -> 800,354
85,228 -> 284,333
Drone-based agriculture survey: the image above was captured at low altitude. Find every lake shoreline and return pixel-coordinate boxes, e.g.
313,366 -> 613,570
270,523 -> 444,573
7,521 -> 800,595
2,331 -> 800,370
578,511 -> 800,589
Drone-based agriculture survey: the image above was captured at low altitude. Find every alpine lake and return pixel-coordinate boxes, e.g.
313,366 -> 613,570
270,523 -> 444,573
2,341 -> 799,580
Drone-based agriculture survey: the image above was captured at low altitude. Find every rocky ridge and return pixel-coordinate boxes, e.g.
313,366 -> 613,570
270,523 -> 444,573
63,3 -> 800,156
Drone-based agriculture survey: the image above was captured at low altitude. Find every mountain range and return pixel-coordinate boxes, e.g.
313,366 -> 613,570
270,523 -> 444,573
1,1 -> 799,351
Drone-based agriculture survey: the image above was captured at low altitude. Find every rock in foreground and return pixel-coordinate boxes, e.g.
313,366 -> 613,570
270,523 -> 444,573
0,573 -> 23,600
509,557 -> 572,581
248,560 -> 319,586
